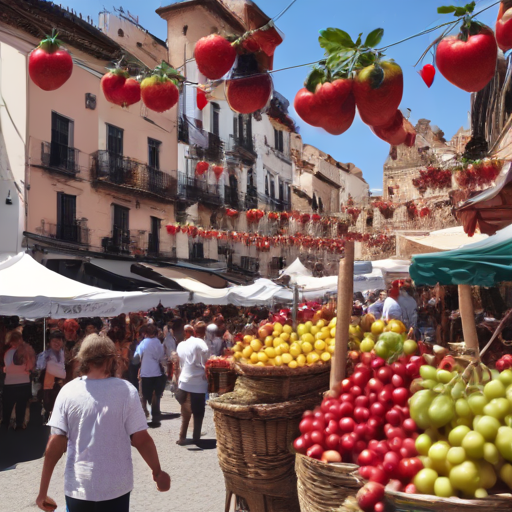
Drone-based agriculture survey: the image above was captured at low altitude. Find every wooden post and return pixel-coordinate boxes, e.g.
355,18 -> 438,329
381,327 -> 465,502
458,284 -> 479,358
331,241 -> 355,388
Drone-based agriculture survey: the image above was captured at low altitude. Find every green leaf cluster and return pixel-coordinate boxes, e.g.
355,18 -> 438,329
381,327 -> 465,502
305,27 -> 385,91
437,2 -> 475,17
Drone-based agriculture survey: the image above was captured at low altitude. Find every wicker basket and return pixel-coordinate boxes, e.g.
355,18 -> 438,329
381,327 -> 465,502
210,392 -> 322,512
233,361 -> 331,403
295,453 -> 361,512
207,367 -> 237,395
385,490 -> 512,512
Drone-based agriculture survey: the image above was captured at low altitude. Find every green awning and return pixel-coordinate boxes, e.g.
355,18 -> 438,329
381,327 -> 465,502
410,224 -> 512,286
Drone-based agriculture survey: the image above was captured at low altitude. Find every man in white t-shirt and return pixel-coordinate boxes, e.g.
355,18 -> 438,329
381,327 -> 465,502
36,334 -> 170,512
176,322 -> 209,445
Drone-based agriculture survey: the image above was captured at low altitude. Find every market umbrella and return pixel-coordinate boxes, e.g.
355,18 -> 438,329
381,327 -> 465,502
410,223 -> 512,287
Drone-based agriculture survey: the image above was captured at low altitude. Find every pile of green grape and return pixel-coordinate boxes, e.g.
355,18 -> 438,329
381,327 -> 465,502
409,363 -> 512,498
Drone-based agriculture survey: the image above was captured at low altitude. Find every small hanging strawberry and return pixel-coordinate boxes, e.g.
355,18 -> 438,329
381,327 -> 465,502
166,224 -> 178,235
435,3 -> 498,93
226,73 -> 273,114
141,62 -> 182,113
195,161 -> 209,175
496,1 -> 512,52
29,30 -> 73,91
419,64 -> 436,88
212,165 -> 224,180
194,34 -> 237,80
197,89 -> 208,110
101,67 -> 140,107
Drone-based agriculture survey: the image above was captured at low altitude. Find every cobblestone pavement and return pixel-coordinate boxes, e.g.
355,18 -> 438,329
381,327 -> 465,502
0,391 -> 226,512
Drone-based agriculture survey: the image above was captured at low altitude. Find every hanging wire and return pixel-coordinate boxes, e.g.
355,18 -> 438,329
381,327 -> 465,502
273,0 -> 300,22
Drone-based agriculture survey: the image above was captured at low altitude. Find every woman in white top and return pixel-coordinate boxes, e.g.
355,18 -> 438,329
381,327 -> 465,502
2,330 -> 35,430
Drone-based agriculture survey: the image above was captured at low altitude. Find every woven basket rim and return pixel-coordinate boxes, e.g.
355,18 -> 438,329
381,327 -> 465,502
296,452 -> 359,472
385,489 -> 512,505
209,391 -> 322,418
234,360 -> 331,377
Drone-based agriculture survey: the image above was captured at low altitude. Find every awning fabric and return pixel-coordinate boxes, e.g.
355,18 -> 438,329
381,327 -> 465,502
0,253 -> 189,318
402,226 -> 488,252
410,223 -> 512,286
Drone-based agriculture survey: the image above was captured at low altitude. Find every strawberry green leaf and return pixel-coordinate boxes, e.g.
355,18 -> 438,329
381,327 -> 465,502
364,28 -> 384,48
319,28 -> 355,53
359,52 -> 377,67
355,33 -> 363,46
305,67 -> 327,93
437,6 -> 457,14
465,1 -> 475,13
454,6 -> 468,16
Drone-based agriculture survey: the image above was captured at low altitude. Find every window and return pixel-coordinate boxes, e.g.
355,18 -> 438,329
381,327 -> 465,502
274,128 -> 284,152
278,180 -> 284,201
190,242 -> 204,260
211,102 -> 220,136
265,175 -> 269,196
233,114 -> 252,148
56,192 -> 77,242
149,216 -> 161,254
270,175 -> 275,199
51,112 -> 74,169
112,204 -> 129,248
107,124 -> 123,156
148,138 -> 161,170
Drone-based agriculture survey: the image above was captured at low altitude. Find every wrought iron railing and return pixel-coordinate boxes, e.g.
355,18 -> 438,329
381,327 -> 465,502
41,141 -> 80,175
37,221 -> 89,245
94,151 -> 176,201
177,172 -> 222,207
227,134 -> 256,157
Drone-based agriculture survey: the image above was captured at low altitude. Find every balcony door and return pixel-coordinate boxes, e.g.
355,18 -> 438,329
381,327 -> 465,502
51,112 -> 74,170
57,192 -> 77,242
149,216 -> 160,255
107,124 -> 124,183
112,204 -> 129,248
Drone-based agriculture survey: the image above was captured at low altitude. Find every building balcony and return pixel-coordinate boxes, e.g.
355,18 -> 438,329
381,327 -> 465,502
36,141 -> 81,176
227,134 -> 257,161
36,221 -> 90,246
179,116 -> 224,163
93,151 -> 177,202
177,172 -> 222,208
262,194 -> 291,212
101,226 -> 131,255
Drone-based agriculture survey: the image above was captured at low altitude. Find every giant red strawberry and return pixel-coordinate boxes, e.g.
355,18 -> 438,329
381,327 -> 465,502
294,78 -> 356,135
371,110 -> 416,147
141,62 -> 181,113
496,1 -> 512,52
29,32 -> 73,91
195,34 -> 237,80
101,70 -> 140,107
436,24 -> 497,93
226,73 -> 272,114
353,61 -> 403,127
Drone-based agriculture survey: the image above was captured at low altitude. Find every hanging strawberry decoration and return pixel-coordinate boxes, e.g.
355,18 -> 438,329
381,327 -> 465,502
246,209 -> 256,223
294,76 -> 356,136
371,110 -> 416,147
226,73 -> 273,114
101,68 -> 140,107
226,208 -> 239,218
300,213 -> 311,224
280,212 -> 290,222
496,1 -> 512,52
353,60 -> 404,127
435,3 -> 498,93
180,226 -> 189,235
194,34 -> 237,80
195,161 -> 209,175
141,62 -> 182,113
197,89 -> 209,110
188,226 -> 198,238
29,30 -> 73,91
419,64 -> 436,88
166,224 -> 178,235
268,212 -> 279,221
212,165 -> 224,180
312,213 -> 322,222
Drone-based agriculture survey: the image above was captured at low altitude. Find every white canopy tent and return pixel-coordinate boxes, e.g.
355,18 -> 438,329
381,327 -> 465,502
0,253 -> 190,318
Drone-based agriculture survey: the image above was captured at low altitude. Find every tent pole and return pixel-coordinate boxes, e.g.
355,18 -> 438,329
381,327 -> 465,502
43,317 -> 46,351
458,284 -> 479,359
331,241 -> 354,389
292,284 -> 299,330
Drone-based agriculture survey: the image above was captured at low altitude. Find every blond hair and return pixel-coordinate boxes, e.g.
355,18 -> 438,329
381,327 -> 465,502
77,334 -> 118,376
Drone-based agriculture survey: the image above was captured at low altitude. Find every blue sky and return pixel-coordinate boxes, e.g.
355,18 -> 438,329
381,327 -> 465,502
61,0 -> 499,191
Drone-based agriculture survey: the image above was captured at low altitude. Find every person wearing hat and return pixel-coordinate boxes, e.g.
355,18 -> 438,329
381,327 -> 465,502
382,282 -> 403,322
36,333 -> 170,512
